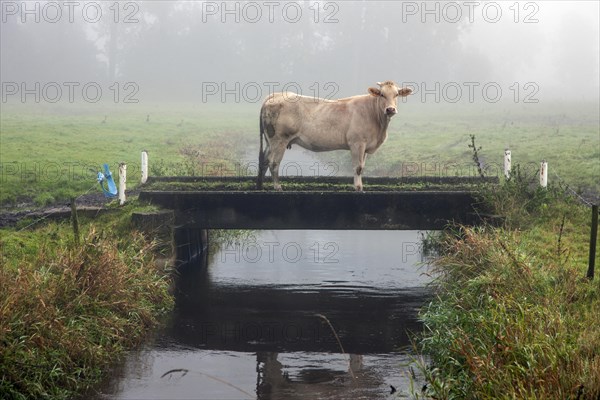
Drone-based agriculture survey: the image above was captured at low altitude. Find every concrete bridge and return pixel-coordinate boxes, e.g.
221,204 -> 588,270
139,176 -> 493,230
135,176 -> 496,263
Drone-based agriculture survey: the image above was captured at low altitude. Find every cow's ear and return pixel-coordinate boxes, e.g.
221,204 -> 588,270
368,87 -> 381,97
398,87 -> 413,97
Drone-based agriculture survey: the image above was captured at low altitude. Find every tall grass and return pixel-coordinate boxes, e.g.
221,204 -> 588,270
0,222 -> 173,399
415,183 -> 600,399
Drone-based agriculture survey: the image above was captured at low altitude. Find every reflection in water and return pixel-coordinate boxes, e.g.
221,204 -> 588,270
90,230 -> 432,399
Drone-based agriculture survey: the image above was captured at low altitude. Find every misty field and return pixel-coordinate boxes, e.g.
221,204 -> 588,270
0,101 -> 598,206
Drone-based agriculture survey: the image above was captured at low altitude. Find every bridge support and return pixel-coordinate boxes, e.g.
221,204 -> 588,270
174,226 -> 208,265
131,210 -> 208,266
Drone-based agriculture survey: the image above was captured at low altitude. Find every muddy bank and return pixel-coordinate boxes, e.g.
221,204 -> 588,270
0,190 -> 139,228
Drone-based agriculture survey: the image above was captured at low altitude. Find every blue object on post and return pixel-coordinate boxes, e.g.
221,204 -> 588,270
97,163 -> 118,197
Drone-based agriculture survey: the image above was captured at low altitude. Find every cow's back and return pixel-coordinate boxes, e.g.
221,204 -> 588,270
261,92 -> 348,135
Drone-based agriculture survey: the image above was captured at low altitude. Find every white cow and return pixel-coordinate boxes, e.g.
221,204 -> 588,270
257,81 -> 412,191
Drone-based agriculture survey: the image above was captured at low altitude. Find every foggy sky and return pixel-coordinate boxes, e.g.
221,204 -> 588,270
1,1 -> 598,104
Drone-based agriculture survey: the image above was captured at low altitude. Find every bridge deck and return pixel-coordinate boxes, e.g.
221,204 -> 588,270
139,176 -> 493,230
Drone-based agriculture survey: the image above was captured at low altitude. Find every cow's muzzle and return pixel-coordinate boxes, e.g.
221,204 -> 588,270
385,107 -> 397,115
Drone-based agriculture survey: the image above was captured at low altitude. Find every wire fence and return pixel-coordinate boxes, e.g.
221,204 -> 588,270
16,182 -> 100,232
552,170 -> 596,208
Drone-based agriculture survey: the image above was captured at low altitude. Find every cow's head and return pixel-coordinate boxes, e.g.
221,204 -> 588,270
368,81 -> 412,117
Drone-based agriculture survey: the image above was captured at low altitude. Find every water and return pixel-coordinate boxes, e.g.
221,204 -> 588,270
89,230 -> 432,399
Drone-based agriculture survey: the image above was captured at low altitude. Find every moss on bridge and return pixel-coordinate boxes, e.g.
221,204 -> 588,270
143,176 -> 498,193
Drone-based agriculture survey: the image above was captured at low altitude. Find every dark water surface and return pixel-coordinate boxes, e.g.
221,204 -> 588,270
90,230 -> 432,399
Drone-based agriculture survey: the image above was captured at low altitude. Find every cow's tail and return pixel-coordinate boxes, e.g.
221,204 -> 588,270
257,108 -> 265,190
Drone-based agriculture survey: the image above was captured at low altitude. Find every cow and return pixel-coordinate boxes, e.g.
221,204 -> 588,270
257,81 -> 412,191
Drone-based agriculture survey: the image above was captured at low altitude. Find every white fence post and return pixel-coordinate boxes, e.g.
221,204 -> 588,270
141,150 -> 148,184
119,162 -> 127,205
504,149 -> 511,179
540,160 -> 548,188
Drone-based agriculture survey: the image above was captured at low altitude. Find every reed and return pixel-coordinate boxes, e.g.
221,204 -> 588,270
0,220 -> 174,399
415,182 -> 600,399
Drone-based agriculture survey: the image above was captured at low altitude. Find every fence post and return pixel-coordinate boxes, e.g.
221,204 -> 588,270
70,197 -> 80,245
504,149 -> 511,179
587,204 -> 598,280
119,162 -> 127,205
141,150 -> 148,184
539,160 -> 548,188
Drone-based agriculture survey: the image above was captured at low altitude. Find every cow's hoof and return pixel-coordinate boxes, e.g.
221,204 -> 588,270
355,185 -> 363,192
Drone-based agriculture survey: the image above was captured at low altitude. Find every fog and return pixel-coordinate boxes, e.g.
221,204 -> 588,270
1,0 -> 599,105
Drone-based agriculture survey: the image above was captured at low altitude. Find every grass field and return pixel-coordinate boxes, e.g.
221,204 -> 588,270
0,102 -> 256,205
1,100 -> 598,205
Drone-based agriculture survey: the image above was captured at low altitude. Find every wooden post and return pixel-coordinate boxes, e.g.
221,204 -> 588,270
587,204 -> 598,280
119,162 -> 127,205
141,150 -> 148,184
539,160 -> 548,188
70,197 -> 80,245
504,149 -> 511,180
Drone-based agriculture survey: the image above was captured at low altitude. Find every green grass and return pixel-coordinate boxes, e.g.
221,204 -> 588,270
0,203 -> 174,399
1,101 -> 598,205
415,182 -> 600,399
0,102 -> 256,205
364,102 -> 599,192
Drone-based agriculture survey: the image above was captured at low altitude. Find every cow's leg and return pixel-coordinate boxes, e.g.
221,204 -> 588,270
268,140 -> 287,191
260,142 -> 270,180
257,142 -> 269,189
351,143 -> 367,191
